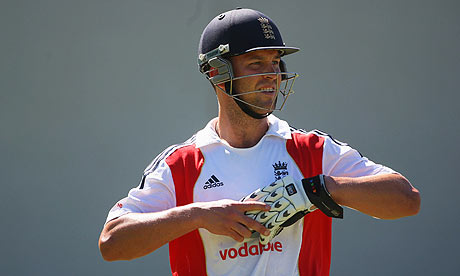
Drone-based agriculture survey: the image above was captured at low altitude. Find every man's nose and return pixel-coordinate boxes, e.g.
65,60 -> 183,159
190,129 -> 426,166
262,64 -> 280,80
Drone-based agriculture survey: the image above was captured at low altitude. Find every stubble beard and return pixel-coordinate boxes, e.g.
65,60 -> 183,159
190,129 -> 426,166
232,82 -> 278,115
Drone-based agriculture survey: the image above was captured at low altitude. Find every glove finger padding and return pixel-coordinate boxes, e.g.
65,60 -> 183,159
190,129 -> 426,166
259,225 -> 284,245
241,175 -> 343,245
240,176 -> 314,245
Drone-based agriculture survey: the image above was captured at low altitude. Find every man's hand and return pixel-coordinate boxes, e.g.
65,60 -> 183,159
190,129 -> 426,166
193,199 -> 271,242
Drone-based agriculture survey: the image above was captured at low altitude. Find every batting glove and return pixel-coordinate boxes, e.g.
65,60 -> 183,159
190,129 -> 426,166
241,175 -> 343,245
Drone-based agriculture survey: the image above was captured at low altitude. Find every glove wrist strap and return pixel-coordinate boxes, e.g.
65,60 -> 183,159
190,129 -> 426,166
302,175 -> 344,219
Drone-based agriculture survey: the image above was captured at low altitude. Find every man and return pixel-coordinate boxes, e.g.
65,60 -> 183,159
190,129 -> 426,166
99,8 -> 420,276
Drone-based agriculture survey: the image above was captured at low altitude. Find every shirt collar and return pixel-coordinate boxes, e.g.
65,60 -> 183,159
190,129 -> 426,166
195,115 -> 292,148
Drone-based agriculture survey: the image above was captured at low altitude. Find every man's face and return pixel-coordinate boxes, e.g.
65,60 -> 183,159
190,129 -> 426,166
229,50 -> 282,114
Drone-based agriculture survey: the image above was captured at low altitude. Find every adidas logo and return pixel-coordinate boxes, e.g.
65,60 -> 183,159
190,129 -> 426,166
203,175 -> 224,189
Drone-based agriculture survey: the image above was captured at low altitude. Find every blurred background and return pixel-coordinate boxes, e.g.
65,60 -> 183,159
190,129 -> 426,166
1,0 -> 459,275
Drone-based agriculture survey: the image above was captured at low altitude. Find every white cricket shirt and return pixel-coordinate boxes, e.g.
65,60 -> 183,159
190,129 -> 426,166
106,115 -> 395,276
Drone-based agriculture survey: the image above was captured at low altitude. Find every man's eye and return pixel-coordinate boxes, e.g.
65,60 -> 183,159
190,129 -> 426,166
272,61 -> 280,65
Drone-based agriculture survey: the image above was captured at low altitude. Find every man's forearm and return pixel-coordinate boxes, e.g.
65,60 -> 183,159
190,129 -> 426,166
98,199 -> 270,261
99,205 -> 200,261
325,174 -> 420,219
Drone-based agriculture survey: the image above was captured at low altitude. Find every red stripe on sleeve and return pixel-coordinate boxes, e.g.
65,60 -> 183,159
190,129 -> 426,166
287,132 -> 332,276
166,145 -> 207,276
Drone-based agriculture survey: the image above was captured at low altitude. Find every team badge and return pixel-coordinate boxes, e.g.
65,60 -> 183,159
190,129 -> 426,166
258,17 -> 275,40
273,161 -> 288,180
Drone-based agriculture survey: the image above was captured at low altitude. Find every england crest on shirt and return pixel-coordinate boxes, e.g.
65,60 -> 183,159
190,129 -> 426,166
273,161 -> 288,180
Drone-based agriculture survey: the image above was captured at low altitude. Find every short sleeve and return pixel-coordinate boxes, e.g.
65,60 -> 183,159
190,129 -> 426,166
105,158 -> 176,223
321,134 -> 397,177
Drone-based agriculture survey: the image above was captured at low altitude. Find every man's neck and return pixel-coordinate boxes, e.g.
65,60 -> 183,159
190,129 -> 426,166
216,112 -> 269,148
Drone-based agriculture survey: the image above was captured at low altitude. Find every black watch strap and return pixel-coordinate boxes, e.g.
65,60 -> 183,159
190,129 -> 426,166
302,175 -> 343,219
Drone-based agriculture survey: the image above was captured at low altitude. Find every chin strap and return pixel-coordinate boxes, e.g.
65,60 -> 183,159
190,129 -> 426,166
235,98 -> 272,119
224,82 -> 272,119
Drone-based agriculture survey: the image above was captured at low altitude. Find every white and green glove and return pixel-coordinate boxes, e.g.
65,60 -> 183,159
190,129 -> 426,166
241,175 -> 343,245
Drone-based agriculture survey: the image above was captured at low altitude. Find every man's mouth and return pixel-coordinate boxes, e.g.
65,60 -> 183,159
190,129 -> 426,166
259,87 -> 276,94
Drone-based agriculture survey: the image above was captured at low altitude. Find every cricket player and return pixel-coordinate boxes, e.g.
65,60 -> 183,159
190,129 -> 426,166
99,8 -> 420,276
